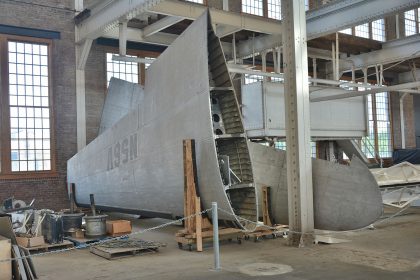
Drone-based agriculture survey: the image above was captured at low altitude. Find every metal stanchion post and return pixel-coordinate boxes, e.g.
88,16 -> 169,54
212,202 -> 221,270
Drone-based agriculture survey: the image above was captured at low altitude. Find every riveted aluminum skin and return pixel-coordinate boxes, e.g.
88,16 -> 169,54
67,12 -> 258,229
248,142 -> 383,230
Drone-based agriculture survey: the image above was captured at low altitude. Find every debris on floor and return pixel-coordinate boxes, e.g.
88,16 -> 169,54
0,215 -> 38,280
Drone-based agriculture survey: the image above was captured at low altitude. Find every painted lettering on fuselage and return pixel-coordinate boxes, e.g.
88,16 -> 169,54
107,133 -> 138,170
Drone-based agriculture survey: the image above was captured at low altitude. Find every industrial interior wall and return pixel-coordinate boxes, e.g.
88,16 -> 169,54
0,0 -> 76,210
391,92 -> 416,149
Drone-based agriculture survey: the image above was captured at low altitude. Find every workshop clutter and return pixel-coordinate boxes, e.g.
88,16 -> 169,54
2,197 -> 132,249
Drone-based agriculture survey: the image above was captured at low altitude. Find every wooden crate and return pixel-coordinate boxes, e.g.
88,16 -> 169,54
25,240 -> 74,253
16,236 -> 45,248
106,220 -> 132,237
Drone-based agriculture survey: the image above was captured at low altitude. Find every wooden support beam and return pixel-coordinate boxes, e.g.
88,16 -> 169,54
195,196 -> 203,252
262,186 -> 272,227
183,139 -> 197,233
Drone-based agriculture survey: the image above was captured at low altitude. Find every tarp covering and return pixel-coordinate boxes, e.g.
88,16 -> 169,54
393,149 -> 420,164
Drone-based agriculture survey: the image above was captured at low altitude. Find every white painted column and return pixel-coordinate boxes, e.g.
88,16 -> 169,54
331,42 -> 336,80
223,0 -> 229,11
75,69 -> 87,151
312,58 -> 317,85
335,32 -> 340,80
75,37 -> 93,151
278,47 -> 282,74
261,51 -> 267,82
400,93 -> 407,149
281,0 -> 314,247
272,49 -> 277,73
232,33 -> 237,64
119,21 -> 128,56
75,0 -> 83,12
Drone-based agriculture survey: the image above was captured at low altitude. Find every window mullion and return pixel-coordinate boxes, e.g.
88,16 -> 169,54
417,8 -> 419,34
371,94 -> 379,158
263,0 -> 268,18
0,37 -> 12,173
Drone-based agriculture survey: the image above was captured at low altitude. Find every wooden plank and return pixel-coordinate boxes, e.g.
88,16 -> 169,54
195,197 -> 203,252
19,247 -> 38,280
26,240 -> 74,252
12,245 -> 27,280
0,217 -> 17,244
0,236 -> 12,280
183,139 -> 197,233
262,186 -> 273,227
202,217 -> 212,230
190,228 -> 243,239
21,250 -> 35,280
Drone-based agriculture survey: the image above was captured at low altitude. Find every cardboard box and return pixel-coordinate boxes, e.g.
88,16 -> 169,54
0,236 -> 12,280
71,229 -> 85,239
16,236 -> 45,248
106,220 -> 132,236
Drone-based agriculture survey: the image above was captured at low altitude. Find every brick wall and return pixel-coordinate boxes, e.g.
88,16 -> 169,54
85,44 -> 107,144
0,0 -> 76,210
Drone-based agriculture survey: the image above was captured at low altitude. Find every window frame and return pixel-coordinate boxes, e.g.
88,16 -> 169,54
360,87 -> 393,160
242,0 -> 309,19
340,18 -> 387,42
105,48 -> 160,87
185,0 -> 207,4
0,34 -> 57,179
404,8 -> 420,36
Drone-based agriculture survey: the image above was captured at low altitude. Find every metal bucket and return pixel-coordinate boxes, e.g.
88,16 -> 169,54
84,215 -> 107,238
62,212 -> 85,234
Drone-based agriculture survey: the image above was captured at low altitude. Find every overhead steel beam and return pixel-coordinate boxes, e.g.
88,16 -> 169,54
215,24 -> 241,38
237,0 -> 420,58
399,68 -> 420,83
104,27 -> 338,62
311,81 -> 420,102
76,0 -> 164,43
77,0 -> 282,43
103,27 -> 175,46
147,0 -> 282,35
112,55 -> 155,64
143,16 -> 184,37
339,34 -> 420,72
103,27 -> 233,53
228,65 -> 420,94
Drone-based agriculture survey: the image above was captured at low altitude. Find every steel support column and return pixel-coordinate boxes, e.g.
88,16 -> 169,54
75,37 -> 92,151
282,0 -> 314,247
400,93 -> 408,149
119,21 -> 128,56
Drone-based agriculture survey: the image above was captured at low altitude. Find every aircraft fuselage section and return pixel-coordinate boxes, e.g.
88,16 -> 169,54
107,133 -> 138,171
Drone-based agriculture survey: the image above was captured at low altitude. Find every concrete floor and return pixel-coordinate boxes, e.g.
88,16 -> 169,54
33,208 -> 420,280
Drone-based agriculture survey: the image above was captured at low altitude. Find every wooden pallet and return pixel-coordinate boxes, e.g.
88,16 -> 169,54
65,236 -> 111,247
24,240 -> 74,252
175,140 -> 243,251
90,245 -> 159,260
